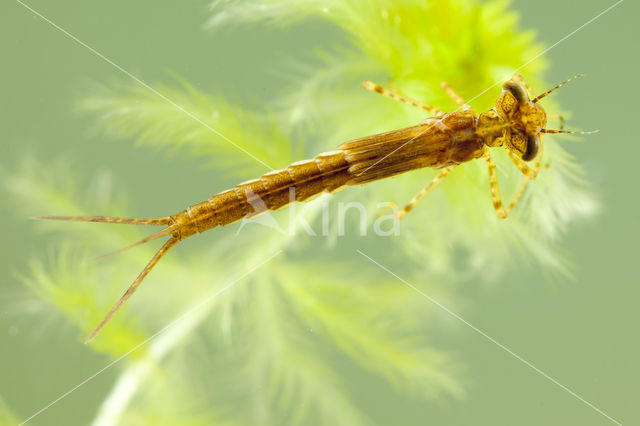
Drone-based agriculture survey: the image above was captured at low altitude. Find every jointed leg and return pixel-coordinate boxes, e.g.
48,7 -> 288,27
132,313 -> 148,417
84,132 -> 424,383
388,166 -> 455,220
507,137 -> 545,179
363,80 -> 443,115
440,81 -> 473,111
485,153 -> 533,220
507,152 -> 544,179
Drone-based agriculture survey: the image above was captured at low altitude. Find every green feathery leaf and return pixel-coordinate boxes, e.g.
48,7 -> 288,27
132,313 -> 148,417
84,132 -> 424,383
7,0 -> 598,424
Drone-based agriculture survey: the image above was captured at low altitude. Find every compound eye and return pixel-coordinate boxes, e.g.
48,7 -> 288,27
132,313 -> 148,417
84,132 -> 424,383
502,81 -> 529,104
522,134 -> 540,162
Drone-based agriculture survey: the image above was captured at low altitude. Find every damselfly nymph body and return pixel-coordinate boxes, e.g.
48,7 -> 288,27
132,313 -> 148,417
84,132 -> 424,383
40,74 -> 593,341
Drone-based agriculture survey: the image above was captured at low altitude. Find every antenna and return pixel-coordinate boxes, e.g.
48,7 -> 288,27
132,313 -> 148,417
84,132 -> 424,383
541,129 -> 599,135
532,74 -> 584,103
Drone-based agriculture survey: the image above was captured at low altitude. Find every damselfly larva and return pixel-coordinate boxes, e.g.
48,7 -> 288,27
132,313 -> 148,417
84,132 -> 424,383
39,74 -> 594,341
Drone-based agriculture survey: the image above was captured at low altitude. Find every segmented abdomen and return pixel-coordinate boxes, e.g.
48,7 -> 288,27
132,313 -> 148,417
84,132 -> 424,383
172,111 -> 484,238
175,150 -> 353,235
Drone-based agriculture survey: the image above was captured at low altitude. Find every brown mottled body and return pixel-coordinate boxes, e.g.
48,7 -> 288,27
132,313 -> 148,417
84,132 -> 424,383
341,110 -> 484,183
172,110 -> 485,239
40,74 -> 590,341
170,150 -> 352,240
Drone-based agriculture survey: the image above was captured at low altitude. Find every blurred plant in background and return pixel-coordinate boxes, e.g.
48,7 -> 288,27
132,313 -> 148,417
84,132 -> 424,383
6,0 -> 597,424
0,395 -> 20,426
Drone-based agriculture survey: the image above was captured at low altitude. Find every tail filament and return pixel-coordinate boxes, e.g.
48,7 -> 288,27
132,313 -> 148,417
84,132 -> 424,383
35,214 -> 180,342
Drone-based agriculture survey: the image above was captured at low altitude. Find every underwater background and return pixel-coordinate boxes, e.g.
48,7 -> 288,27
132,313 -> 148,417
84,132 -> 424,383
1,0 -> 638,425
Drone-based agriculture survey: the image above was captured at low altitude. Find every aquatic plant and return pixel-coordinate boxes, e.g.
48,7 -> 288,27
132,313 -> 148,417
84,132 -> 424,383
6,0 -> 596,424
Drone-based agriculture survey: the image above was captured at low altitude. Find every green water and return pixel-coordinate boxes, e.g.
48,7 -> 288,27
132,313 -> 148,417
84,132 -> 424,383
1,1 -> 638,425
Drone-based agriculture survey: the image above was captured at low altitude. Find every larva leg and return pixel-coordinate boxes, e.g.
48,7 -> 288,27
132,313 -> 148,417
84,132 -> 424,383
387,166 -> 455,220
485,152 -> 535,220
362,80 -> 443,115
440,81 -> 473,111
507,142 -> 545,179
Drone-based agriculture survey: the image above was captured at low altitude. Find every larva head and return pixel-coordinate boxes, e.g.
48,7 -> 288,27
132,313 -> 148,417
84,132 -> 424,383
495,80 -> 546,162
479,74 -> 590,162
